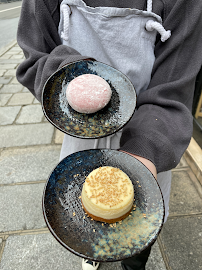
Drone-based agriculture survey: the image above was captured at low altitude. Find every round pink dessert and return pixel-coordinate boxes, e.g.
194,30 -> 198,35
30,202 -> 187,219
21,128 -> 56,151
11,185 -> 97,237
66,74 -> 112,114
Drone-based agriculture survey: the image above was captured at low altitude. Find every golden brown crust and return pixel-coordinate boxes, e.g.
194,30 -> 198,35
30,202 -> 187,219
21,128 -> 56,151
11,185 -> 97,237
81,198 -> 133,224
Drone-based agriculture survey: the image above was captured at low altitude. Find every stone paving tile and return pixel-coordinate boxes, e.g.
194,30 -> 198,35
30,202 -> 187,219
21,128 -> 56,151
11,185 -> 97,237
2,51 -> 18,55
22,87 -> 30,93
10,55 -> 24,60
0,233 -> 81,270
33,98 -> 40,104
0,70 -> 6,77
4,51 -> 20,56
0,59 -> 24,65
8,92 -> 34,105
0,55 -> 11,60
9,77 -> 20,84
0,233 -> 122,270
0,94 -> 12,106
146,241 -> 167,270
0,59 -> 23,62
0,145 -> 61,184
0,77 -> 12,85
0,64 -> 17,69
159,216 -> 202,270
55,129 -> 64,144
16,105 -> 44,124
0,106 -> 21,125
7,47 -> 22,53
169,170 -> 202,215
0,84 -> 23,94
0,123 -> 54,148
4,70 -> 16,76
0,183 -> 46,232
1,52 -> 13,57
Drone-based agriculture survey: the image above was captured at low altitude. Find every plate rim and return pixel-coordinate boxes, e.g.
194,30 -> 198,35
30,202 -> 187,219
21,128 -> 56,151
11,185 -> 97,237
42,149 -> 165,262
41,60 -> 137,139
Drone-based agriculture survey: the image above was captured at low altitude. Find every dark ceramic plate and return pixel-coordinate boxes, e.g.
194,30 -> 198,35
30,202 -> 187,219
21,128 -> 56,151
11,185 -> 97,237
42,149 -> 164,262
42,60 -> 136,139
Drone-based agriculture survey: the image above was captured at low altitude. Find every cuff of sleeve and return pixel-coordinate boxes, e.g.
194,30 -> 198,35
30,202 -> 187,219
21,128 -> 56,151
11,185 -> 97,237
119,133 -> 177,173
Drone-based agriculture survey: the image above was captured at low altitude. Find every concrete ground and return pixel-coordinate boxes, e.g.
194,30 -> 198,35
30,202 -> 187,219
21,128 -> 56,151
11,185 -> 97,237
0,41 -> 202,270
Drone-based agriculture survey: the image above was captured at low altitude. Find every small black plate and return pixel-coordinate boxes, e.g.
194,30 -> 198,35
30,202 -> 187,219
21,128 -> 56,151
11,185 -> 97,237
42,60 -> 136,139
42,149 -> 164,262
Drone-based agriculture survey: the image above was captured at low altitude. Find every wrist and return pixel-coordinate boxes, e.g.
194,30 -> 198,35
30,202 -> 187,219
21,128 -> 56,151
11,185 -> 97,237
120,151 -> 157,179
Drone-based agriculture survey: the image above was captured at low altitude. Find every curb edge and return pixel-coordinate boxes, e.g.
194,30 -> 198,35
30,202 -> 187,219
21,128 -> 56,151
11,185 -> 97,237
0,40 -> 17,57
184,137 -> 202,186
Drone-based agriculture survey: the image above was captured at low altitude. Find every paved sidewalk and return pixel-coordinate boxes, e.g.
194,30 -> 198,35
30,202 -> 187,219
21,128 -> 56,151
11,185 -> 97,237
0,41 -> 202,270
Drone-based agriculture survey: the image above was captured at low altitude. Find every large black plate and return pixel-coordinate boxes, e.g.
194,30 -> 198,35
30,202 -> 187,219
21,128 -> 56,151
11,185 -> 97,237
42,149 -> 164,262
42,60 -> 136,139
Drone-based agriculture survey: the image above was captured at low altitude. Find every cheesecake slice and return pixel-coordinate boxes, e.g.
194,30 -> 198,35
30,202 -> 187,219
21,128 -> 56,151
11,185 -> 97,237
81,166 -> 134,223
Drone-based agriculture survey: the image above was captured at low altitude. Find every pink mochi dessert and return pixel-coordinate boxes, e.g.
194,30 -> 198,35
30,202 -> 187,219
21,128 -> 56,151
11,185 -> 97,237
66,74 -> 112,114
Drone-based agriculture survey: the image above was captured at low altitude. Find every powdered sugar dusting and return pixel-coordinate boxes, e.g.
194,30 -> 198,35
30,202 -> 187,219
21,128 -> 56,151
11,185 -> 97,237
66,74 -> 112,114
59,80 -> 84,124
59,174 -> 97,238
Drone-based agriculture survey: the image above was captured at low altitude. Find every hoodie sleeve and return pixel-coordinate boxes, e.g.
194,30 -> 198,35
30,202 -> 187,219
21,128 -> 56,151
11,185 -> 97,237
16,0 -> 91,102
120,0 -> 202,173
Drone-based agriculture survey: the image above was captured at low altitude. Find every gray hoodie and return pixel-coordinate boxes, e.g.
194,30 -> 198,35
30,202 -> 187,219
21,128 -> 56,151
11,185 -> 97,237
16,0 -> 202,173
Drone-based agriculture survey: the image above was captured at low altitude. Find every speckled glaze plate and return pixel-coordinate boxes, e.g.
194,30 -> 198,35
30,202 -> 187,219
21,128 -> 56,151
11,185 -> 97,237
42,149 -> 164,262
42,60 -> 136,139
